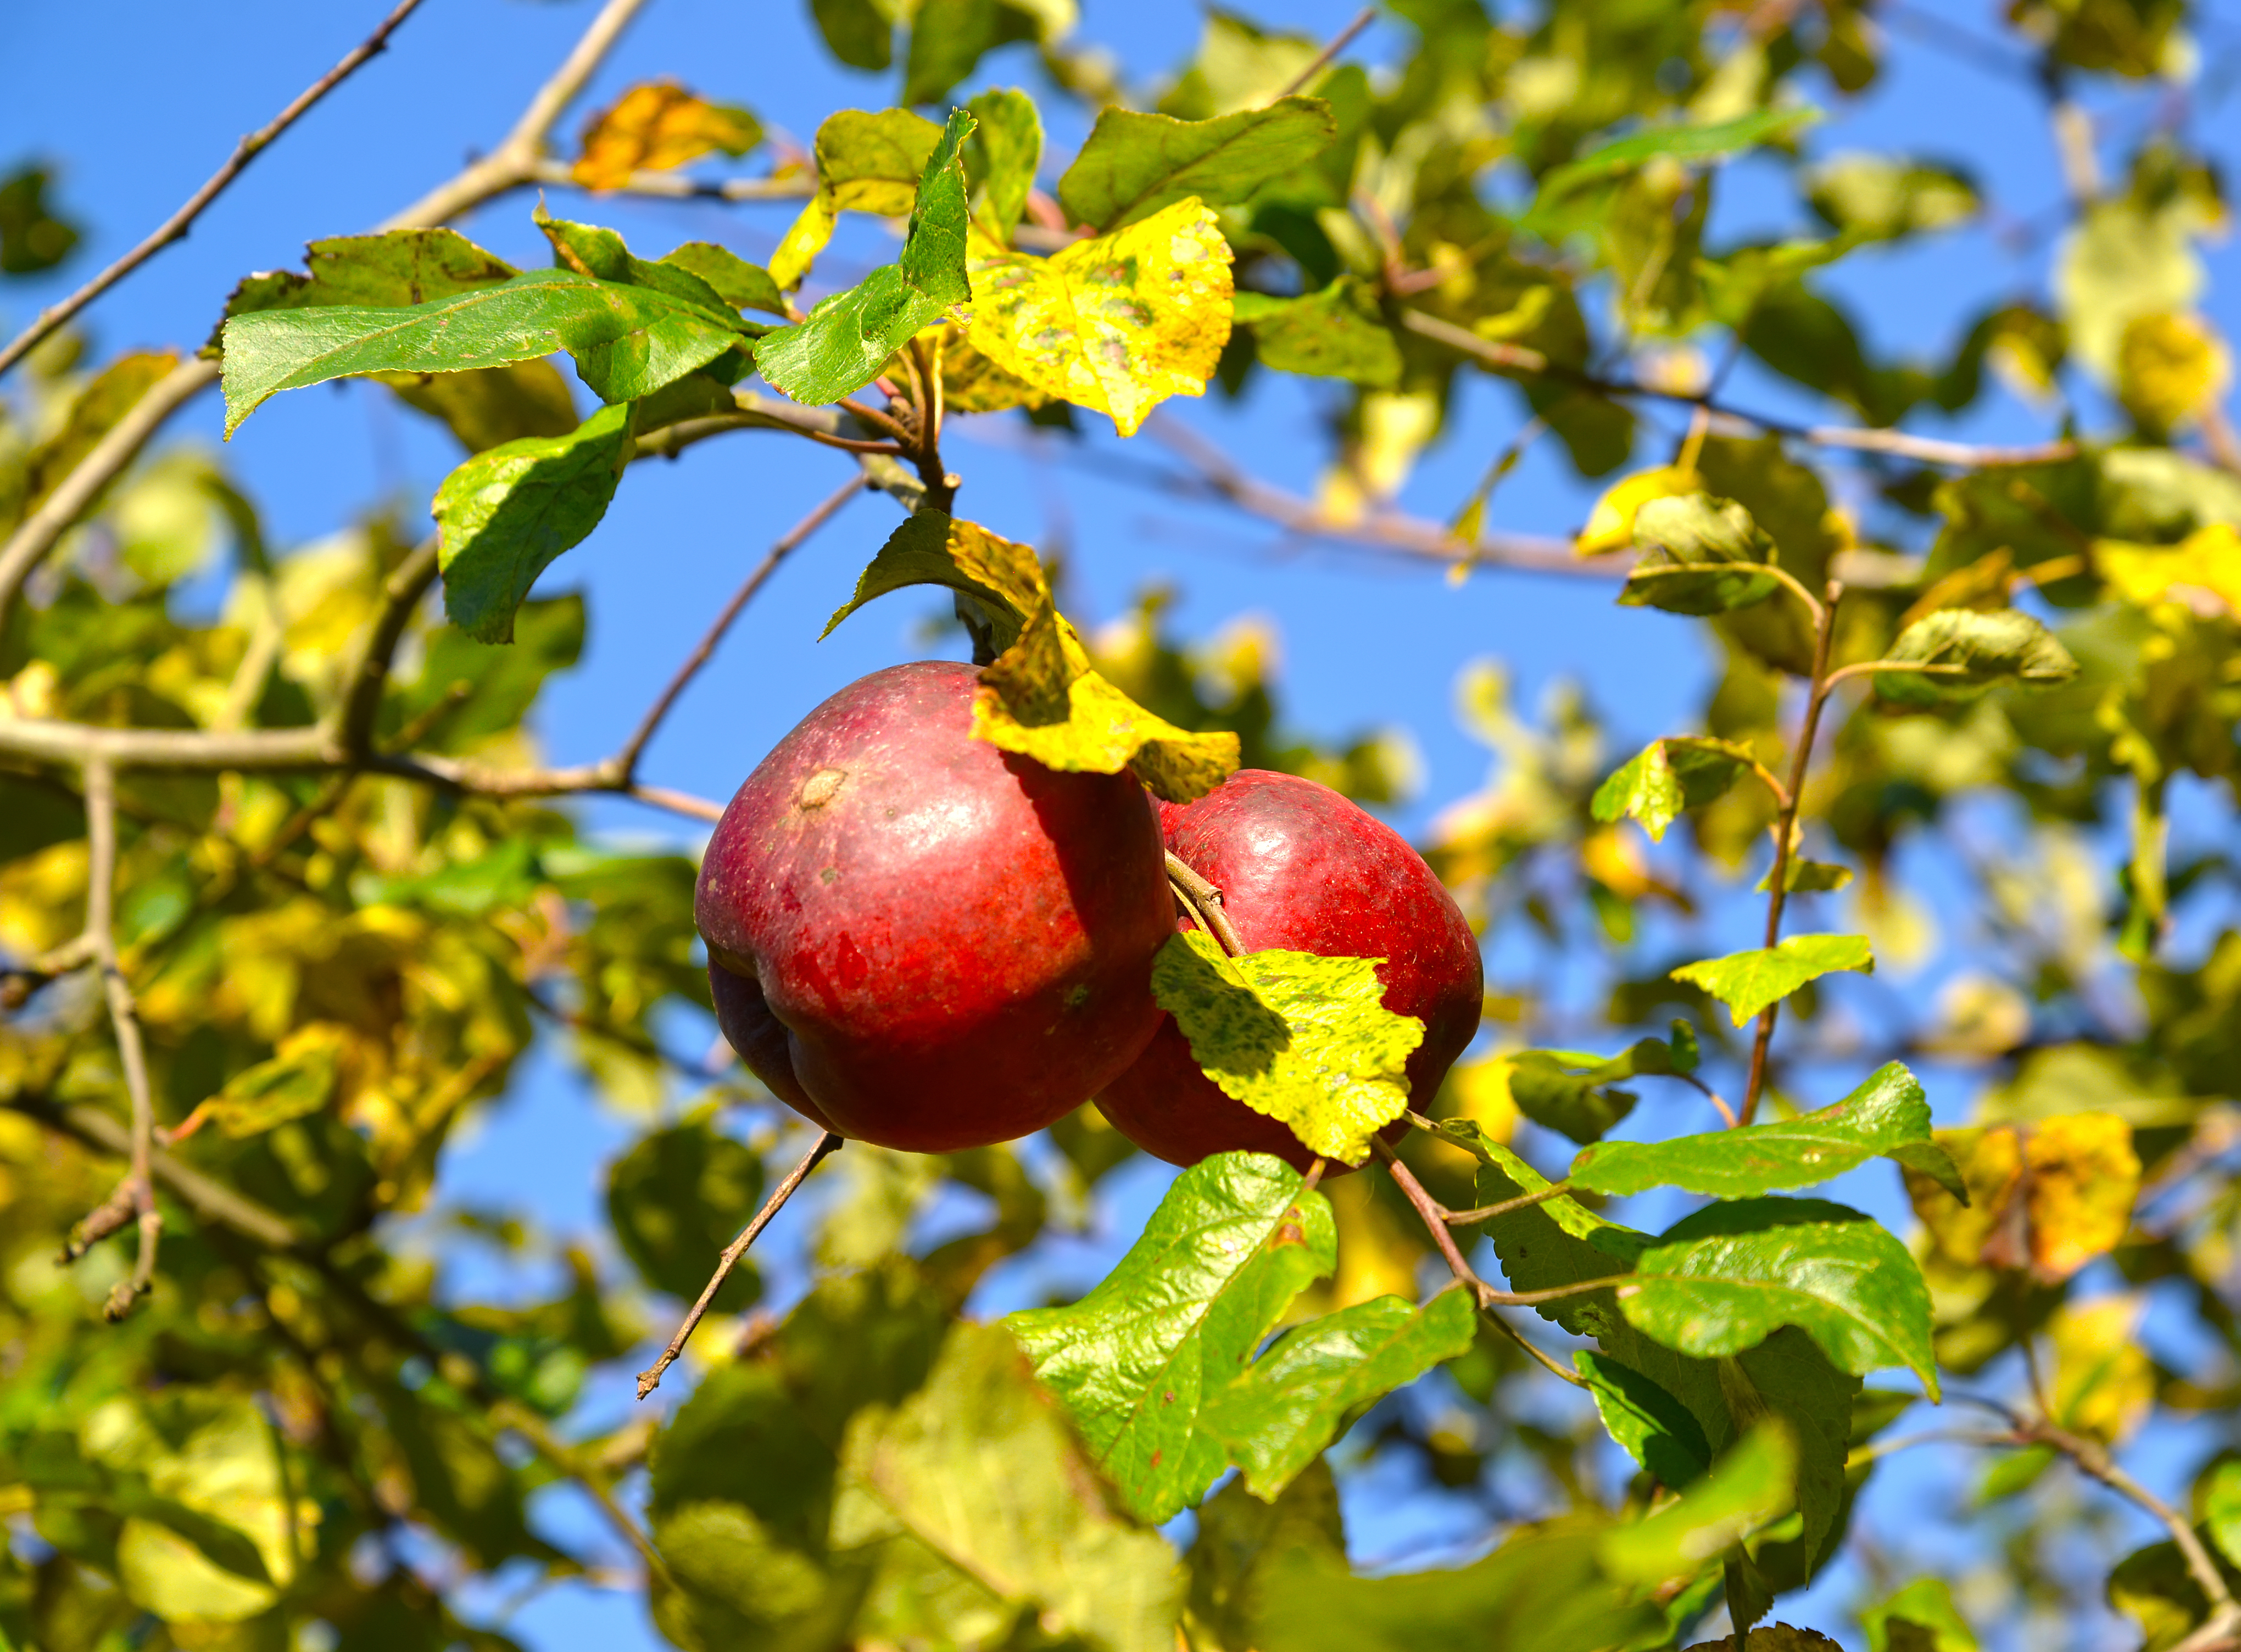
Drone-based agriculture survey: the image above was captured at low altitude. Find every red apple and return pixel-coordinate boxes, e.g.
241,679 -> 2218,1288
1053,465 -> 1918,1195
696,660 -> 1173,1152
1095,769 -> 1483,1173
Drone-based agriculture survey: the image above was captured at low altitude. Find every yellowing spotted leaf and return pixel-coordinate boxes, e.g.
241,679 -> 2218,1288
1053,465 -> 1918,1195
1150,929 -> 1426,1164
1576,464 -> 1704,556
824,511 -> 1240,802
1902,1111 -> 2139,1283
2098,522 -> 2241,620
965,198 -> 1234,437
571,82 -> 762,191
973,594 -> 1240,802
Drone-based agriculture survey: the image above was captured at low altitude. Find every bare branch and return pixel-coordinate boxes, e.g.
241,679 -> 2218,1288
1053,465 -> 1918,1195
1397,307 -> 2077,471
10,1093 -> 304,1249
0,357 -> 222,633
638,1130 -> 845,1399
80,757 -> 163,1318
1142,415 -> 1590,576
334,534 -> 443,761
0,0 -> 430,381
1274,7 -> 1376,99
1167,851 -> 1247,957
615,476 -> 864,783
382,0 -> 655,230
525,156 -> 813,204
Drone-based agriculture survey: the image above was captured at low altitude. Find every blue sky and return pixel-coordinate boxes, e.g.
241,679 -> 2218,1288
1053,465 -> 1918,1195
7,2 -> 2240,1647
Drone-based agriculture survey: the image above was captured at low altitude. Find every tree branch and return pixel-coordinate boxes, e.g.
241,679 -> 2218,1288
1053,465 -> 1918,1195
614,476 -> 863,784
1740,578 -> 1844,1125
1396,308 -> 2077,471
524,156 -> 814,204
1274,7 -> 1376,99
78,757 -> 163,1318
1167,851 -> 1247,957
638,1130 -> 845,1399
382,0 -> 656,231
0,0 -> 431,381
0,356 -> 223,632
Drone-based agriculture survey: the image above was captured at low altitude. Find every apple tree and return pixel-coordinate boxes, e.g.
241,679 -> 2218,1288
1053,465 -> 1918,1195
2,1 -> 2239,1649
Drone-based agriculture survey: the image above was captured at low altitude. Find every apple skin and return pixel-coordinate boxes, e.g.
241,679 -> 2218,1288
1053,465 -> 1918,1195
696,660 -> 1173,1152
1094,769 -> 1483,1174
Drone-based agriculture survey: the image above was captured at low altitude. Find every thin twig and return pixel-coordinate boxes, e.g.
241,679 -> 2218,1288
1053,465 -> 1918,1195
1439,1181 -> 1577,1225
1274,7 -> 1376,98
1167,851 -> 1247,957
0,0 -> 430,381
1396,308 -> 2077,470
81,757 -> 162,1319
1739,578 -> 1843,1125
525,156 -> 815,204
1481,1306 -> 1588,1387
613,477 -> 864,782
638,1130 -> 844,1399
1372,1141 -> 1620,1310
11,1093 -> 304,1249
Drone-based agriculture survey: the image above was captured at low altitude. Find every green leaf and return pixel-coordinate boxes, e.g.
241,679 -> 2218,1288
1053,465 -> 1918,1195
1757,857 -> 1854,894
1805,154 -> 1980,242
219,270 -> 748,433
0,163 -> 81,274
1202,1288 -> 1477,1500
1618,494 -> 1782,616
1231,279 -> 1401,387
658,243 -> 789,316
1592,737 -> 1758,842
900,105 -> 975,306
1504,1039 -> 1691,1145
752,264 -> 947,405
1861,1577 -> 1981,1652
1525,108 -> 1818,234
1151,929 -> 1426,1165
1623,1197 -> 1939,1392
2206,1460 -> 2241,1571
1187,1463 -> 1347,1652
198,1026 -> 346,1138
1576,1351 -> 1713,1488
1244,1520 -> 1662,1652
605,1118 -> 765,1308
1005,1151 -> 1335,1522
1571,1061 -> 1966,1201
832,1322 -> 1183,1652
1872,608 -> 2081,707
371,359 -> 580,454
757,107 -> 975,405
1598,1419 -> 1797,1586
431,400 -> 633,643
965,197 -> 1235,436
966,86 -> 1043,241
1057,97 -> 1338,233
1471,1149 -> 1858,1577
808,0 -> 893,70
770,107 -> 947,288
1671,934 -> 1875,1026
220,228 -> 519,314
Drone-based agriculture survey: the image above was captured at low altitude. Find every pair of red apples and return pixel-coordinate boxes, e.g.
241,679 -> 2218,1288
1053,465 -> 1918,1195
694,661 -> 1482,1171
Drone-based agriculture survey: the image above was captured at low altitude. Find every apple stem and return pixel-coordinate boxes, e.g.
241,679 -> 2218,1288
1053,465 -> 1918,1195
635,1129 -> 844,1400
1166,851 -> 1245,956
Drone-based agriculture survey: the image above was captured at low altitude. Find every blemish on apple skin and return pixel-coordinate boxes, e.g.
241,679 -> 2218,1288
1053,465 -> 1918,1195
799,767 -> 846,808
1063,983 -> 1090,1009
820,866 -> 840,884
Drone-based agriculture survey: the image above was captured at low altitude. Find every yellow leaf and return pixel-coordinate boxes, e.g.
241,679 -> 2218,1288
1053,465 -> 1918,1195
1442,1056 -> 1520,1145
971,596 -> 1239,802
768,193 -> 835,293
1576,465 -> 1705,557
2116,310 -> 2231,429
929,322 -> 1049,412
1325,1171 -> 1427,1309
965,199 -> 1234,437
2050,1296 -> 2153,1444
2098,522 -> 2241,620
2021,1112 -> 2140,1280
571,82 -> 761,192
1903,1112 -> 2139,1283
